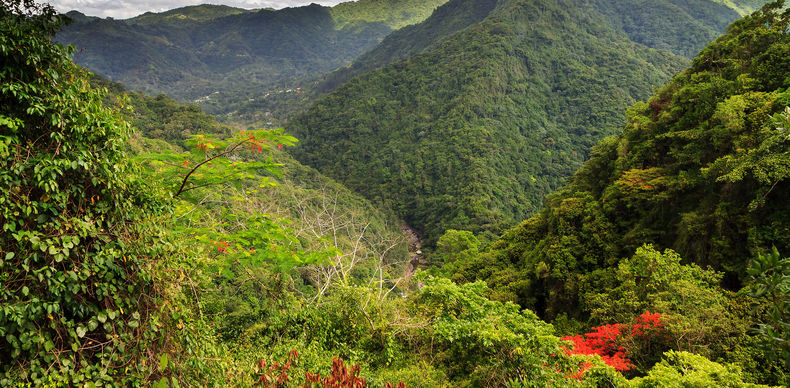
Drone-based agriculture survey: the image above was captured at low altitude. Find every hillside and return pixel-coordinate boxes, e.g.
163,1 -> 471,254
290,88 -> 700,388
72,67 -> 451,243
715,0 -> 772,14
56,0 -> 447,102
330,0 -> 451,30
593,0 -> 738,57
290,0 -> 759,243
93,76 -> 409,273
319,0 -> 750,94
317,0 -> 499,93
452,0 -> 790,321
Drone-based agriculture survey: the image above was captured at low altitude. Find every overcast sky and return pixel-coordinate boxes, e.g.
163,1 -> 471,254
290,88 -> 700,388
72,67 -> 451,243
47,0 -> 348,19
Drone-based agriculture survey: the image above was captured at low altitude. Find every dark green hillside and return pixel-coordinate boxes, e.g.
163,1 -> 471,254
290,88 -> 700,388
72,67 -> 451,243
319,0 -> 770,96
289,0 -> 692,244
453,2 -> 790,320
62,15 -> 208,96
594,0 -> 739,57
56,1 -> 447,101
318,0 -> 499,93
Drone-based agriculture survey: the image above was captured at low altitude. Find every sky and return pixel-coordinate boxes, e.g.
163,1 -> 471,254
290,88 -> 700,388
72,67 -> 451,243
47,0 -> 348,19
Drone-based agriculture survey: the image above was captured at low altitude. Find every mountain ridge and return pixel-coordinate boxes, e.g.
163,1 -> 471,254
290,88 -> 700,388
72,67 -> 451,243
56,0 -> 448,101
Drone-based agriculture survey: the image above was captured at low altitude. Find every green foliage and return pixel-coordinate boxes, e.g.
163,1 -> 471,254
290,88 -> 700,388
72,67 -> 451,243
629,351 -> 769,387
92,76 -> 231,146
0,1 -> 174,384
93,77 -> 415,384
204,275 -> 586,387
8,0 -> 785,385
747,247 -> 790,374
709,107 -> 790,209
432,229 -> 480,270
412,277 -> 573,386
446,3 -> 790,383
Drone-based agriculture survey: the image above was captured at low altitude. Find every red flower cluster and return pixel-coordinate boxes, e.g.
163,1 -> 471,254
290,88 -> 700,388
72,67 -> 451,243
277,143 -> 284,149
214,240 -> 229,252
562,312 -> 665,377
196,140 -> 212,151
562,323 -> 632,372
304,358 -> 367,388
255,350 -> 299,388
247,133 -> 265,153
255,353 -> 404,388
632,311 -> 663,337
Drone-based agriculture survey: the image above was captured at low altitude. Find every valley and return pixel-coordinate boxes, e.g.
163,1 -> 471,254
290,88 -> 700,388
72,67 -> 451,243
2,0 -> 788,386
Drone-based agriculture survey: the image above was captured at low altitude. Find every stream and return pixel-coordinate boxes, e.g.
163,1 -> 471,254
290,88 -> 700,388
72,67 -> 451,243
400,223 -> 423,283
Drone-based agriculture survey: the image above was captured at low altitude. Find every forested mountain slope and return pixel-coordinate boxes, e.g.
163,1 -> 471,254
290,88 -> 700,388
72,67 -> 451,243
319,0 -> 754,94
593,0 -> 738,57
193,0 -> 769,121
56,0 -> 447,101
452,1 -> 790,320
291,0 -> 750,243
317,0 -> 499,93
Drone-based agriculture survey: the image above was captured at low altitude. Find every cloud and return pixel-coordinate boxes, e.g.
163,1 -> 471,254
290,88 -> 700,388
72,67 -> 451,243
46,0 -> 346,19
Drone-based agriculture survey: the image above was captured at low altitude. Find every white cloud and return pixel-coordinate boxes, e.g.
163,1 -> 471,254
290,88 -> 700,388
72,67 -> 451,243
46,0 -> 347,19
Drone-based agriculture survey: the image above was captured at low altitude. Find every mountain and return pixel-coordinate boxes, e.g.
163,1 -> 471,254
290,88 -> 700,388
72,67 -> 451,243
593,0 -> 739,57
56,0 -> 447,101
714,0 -> 772,15
319,0 -> 745,93
317,0 -> 499,93
126,4 -> 248,26
288,0 -> 760,244
451,1 -> 790,319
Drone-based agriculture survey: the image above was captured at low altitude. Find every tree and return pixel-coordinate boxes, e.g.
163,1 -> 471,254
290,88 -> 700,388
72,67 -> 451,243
585,245 -> 751,371
0,0 -> 171,384
630,351 -> 764,388
747,247 -> 790,380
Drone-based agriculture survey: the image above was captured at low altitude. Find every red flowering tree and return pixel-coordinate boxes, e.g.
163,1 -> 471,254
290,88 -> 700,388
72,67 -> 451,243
586,245 -> 739,372
562,311 -> 665,377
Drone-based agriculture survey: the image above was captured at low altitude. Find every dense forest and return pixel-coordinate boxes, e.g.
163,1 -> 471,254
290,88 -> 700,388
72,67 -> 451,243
1,0 -> 788,387
290,0 -> 754,244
